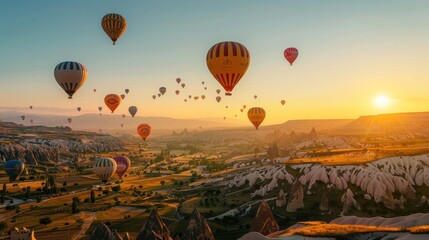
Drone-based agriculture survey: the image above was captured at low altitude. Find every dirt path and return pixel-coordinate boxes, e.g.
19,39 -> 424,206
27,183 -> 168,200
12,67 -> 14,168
72,211 -> 96,240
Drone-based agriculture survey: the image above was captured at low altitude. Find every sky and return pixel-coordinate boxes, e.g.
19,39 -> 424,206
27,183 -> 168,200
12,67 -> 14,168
1,1 -> 429,125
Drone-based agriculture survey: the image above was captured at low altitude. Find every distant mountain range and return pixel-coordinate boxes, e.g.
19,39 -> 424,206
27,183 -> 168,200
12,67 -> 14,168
1,110 -> 429,135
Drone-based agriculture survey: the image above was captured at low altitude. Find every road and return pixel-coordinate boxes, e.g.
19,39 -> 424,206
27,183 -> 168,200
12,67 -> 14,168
72,211 -> 96,240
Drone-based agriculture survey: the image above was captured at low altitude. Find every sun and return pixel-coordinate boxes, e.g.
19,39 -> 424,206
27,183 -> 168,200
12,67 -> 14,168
374,95 -> 390,107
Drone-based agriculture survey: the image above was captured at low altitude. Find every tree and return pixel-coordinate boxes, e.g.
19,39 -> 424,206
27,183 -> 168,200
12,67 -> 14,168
72,199 -> 78,214
2,183 -> 6,195
112,185 -> 121,193
39,217 -> 52,226
90,190 -> 95,203
62,181 -> 67,187
160,180 -> 166,187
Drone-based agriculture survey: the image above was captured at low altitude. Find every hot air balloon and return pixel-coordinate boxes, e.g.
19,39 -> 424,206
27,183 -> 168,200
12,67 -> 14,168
216,96 -> 221,103
4,160 -> 25,181
223,117 -> 226,120
99,113 -> 102,116
104,94 -> 121,113
125,89 -> 129,94
159,87 -> 166,95
181,83 -> 185,88
54,61 -> 88,99
216,89 -> 221,95
176,78 -> 181,84
188,95 -> 192,99
284,47 -> 299,66
243,105 -> 247,109
122,114 -> 126,118
157,93 -> 161,97
67,118 -> 72,123
184,99 -> 187,102
21,116 -> 25,121
206,41 -> 250,96
120,94 -> 126,100
247,107 -> 266,130
202,81 -> 205,85
137,124 -> 151,141
240,109 -> 243,112
93,158 -> 117,183
98,106 -> 102,112
93,89 -> 97,92
101,13 -> 127,45
204,87 -> 207,90
175,90 -> 180,95
201,95 -> 206,100
235,115 -> 237,117
225,105 -> 228,109
194,96 -> 199,100
113,156 -> 131,179
254,95 -> 257,99
77,107 -> 81,112
128,106 -> 137,117
281,100 -> 286,106
29,106 -> 33,110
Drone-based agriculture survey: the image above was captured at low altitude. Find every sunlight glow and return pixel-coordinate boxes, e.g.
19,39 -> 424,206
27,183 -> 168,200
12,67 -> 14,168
374,95 -> 390,107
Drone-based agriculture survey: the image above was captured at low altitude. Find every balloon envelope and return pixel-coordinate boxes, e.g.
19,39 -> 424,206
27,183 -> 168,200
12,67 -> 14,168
120,94 -> 126,100
247,107 -> 266,130
152,95 -> 156,100
201,95 -> 206,100
113,156 -> 131,179
101,13 -> 127,45
122,114 -> 126,118
159,87 -> 166,95
194,96 -> 199,100
125,89 -> 129,94
54,61 -> 87,99
93,158 -> 117,183
104,94 -> 122,113
181,83 -> 185,88
216,89 -> 221,95
175,90 -> 180,95
216,96 -> 221,103
281,100 -> 286,105
137,124 -> 151,141
98,106 -> 102,112
5,160 -> 25,181
284,47 -> 299,65
67,118 -> 72,123
176,78 -> 181,84
128,106 -> 137,117
77,107 -> 81,112
206,41 -> 250,96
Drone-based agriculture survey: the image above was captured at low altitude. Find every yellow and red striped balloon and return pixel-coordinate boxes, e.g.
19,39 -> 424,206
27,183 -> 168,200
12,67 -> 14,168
206,41 -> 250,96
104,94 -> 122,113
101,13 -> 127,45
247,107 -> 266,130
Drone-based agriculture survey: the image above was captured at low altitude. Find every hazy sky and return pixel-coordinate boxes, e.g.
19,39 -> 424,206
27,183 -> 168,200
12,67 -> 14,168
1,1 -> 429,124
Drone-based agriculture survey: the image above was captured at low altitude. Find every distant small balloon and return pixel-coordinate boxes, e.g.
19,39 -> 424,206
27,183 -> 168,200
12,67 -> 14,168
235,115 -> 237,117
225,105 -> 228,109
181,83 -> 185,88
158,93 -> 161,97
152,95 -> 156,100
243,105 -> 247,109
202,81 -> 205,85
175,90 -> 180,95
204,87 -> 207,90
223,117 -> 226,120
188,95 -> 192,99
122,114 -> 126,118
159,87 -> 166,95
93,89 -> 97,92
281,100 -> 286,106
120,94 -> 126,100
30,119 -> 33,123
98,106 -> 102,112
201,95 -> 206,100
137,123 -> 151,141
194,96 -> 199,100
184,99 -> 187,102
29,106 -> 33,110
21,116 -> 25,121
128,106 -> 137,117
104,94 -> 122,113
176,78 -> 181,84
121,124 -> 124,128
216,96 -> 221,103
240,109 -> 243,112
77,107 -> 81,112
67,118 -> 72,123
216,89 -> 221,95
254,95 -> 257,99
284,47 -> 299,66
125,89 -> 129,94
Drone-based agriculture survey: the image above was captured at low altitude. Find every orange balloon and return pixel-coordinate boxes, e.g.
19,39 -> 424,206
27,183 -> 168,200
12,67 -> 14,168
281,100 -> 286,106
104,94 -> 121,113
137,124 -> 151,141
247,107 -> 266,130
206,41 -> 250,96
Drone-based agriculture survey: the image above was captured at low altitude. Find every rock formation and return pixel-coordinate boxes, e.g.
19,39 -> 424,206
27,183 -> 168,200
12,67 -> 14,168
250,200 -> 279,236
136,209 -> 172,240
341,188 -> 360,215
10,227 -> 36,240
181,209 -> 214,240
286,179 -> 304,212
276,189 -> 286,207
91,223 -> 122,240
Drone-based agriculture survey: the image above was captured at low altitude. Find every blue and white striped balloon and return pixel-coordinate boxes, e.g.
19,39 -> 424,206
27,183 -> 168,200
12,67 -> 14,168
54,61 -> 87,99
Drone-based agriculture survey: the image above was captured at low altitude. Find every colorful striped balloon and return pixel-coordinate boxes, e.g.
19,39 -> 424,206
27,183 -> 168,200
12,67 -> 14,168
247,107 -> 266,130
206,41 -> 250,96
101,13 -> 127,45
93,158 -> 117,183
54,61 -> 87,99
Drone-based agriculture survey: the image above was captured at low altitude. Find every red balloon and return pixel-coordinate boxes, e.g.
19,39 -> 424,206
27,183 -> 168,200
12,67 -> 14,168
284,47 -> 299,66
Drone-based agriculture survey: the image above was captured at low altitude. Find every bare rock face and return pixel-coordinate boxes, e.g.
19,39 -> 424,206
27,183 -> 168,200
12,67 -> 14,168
250,200 -> 279,236
319,191 -> 329,211
276,189 -> 286,207
10,227 -> 36,240
123,232 -> 132,240
91,223 -> 122,240
286,179 -> 304,212
136,209 -> 172,240
181,209 -> 214,240
341,188 -> 360,215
